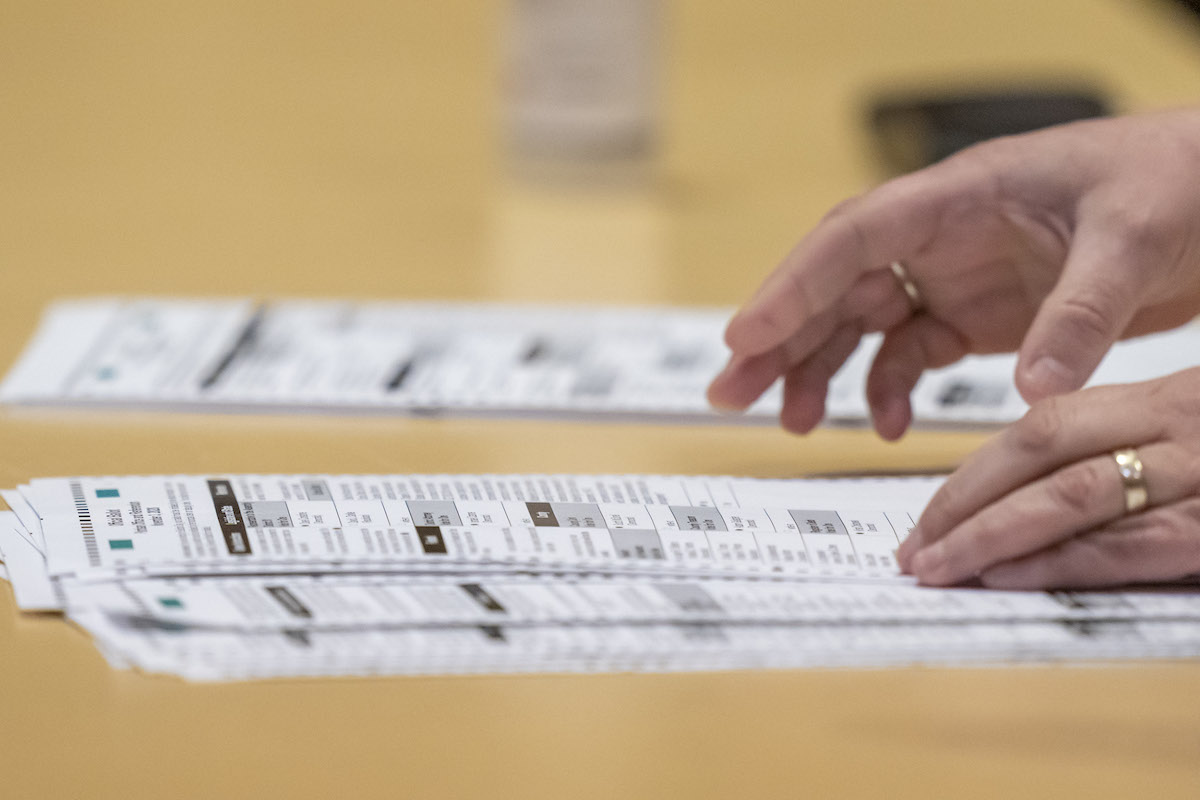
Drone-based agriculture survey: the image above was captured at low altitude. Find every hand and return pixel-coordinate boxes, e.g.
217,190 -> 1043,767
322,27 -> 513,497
707,109 -> 1200,439
896,368 -> 1200,589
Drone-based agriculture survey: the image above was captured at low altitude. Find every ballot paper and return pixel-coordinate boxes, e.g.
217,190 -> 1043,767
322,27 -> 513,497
69,613 -> 1200,681
3,472 -> 1200,681
4,297 -> 1200,426
22,473 -> 930,582
63,572 -> 1200,632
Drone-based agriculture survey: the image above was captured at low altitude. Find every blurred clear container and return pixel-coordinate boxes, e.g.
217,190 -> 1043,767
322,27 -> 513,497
503,0 -> 660,178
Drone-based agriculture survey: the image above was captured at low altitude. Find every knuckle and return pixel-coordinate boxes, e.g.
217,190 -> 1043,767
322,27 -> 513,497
820,195 -> 863,224
1047,462 -> 1107,515
783,269 -> 818,320
1154,510 -> 1191,543
966,513 -> 1009,553
749,304 -> 796,342
943,132 -> 1017,172
840,215 -> 873,267
1011,398 -> 1067,454
1142,507 -> 1200,577
1103,204 -> 1164,255
1149,371 -> 1200,420
1088,528 -> 1153,571
1089,507 -> 1200,583
1154,503 -> 1200,538
1053,287 -> 1123,344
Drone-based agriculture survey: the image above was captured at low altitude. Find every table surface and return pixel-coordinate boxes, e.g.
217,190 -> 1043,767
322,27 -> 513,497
3,1 -> 1200,796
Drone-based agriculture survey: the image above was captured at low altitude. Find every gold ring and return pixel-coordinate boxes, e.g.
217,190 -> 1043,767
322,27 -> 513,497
1112,447 -> 1148,514
889,261 -> 925,313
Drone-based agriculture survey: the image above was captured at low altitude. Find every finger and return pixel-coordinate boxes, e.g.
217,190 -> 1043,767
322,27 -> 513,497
907,441 -> 1194,586
847,268 -> 914,333
723,164 -> 972,358
1015,222 -> 1146,402
779,323 -> 864,434
864,315 -> 968,441
708,312 -> 838,411
908,381 -> 1167,559
708,352 -> 787,412
708,265 -> 915,412
978,499 -> 1200,589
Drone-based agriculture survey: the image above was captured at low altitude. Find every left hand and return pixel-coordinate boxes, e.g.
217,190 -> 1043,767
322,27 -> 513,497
897,366 -> 1200,589
705,111 -> 1200,439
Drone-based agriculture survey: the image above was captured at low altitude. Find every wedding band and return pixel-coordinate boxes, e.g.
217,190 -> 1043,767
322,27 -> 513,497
889,261 -> 925,313
1112,447 -> 1148,514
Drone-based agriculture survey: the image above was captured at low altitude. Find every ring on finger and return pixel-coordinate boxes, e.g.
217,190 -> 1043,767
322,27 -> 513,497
1112,447 -> 1149,514
889,261 -> 925,313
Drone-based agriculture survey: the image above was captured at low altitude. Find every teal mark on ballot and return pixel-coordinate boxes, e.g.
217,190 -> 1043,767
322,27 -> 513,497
96,489 -> 120,498
158,597 -> 183,609
108,539 -> 133,550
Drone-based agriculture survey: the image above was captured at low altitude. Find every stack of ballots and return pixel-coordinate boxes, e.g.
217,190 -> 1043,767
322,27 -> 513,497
4,297 -> 1200,427
4,472 -> 1200,681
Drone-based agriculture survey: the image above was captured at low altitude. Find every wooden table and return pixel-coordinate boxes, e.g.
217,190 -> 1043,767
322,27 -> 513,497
2,1 -> 1199,796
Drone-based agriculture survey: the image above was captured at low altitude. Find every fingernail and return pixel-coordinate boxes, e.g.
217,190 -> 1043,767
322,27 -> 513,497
723,312 -> 757,350
1026,356 -> 1076,395
709,399 -> 746,414
872,393 -> 910,441
706,383 -> 747,413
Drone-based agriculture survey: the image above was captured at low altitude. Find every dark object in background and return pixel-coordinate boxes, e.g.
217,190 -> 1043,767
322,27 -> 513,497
868,88 -> 1111,175
1175,0 -> 1200,17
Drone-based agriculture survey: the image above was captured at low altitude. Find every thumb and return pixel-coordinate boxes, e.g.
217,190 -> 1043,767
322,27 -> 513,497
1015,231 -> 1141,403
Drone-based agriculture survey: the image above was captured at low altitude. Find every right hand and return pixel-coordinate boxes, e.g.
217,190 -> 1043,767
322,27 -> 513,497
707,108 -> 1200,439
